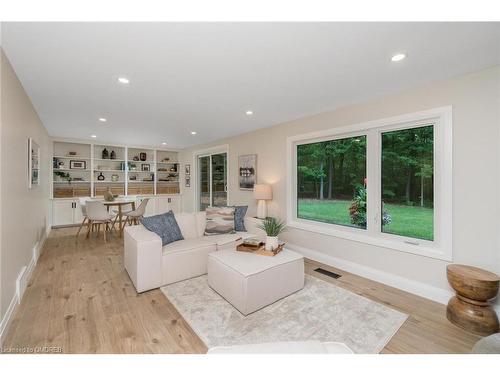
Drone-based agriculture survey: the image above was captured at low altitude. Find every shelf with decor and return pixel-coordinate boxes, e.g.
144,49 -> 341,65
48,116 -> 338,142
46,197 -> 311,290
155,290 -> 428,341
52,141 -> 92,198
92,144 -> 126,196
51,140 -> 181,199
156,154 -> 180,194
127,147 -> 156,194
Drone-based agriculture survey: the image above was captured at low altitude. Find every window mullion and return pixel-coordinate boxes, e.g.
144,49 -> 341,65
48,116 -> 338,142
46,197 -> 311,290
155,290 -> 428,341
366,129 -> 380,235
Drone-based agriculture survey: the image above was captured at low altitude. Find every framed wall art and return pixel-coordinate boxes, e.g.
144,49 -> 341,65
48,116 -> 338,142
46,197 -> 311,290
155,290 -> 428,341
69,160 -> 86,169
239,154 -> 257,190
28,137 -> 40,188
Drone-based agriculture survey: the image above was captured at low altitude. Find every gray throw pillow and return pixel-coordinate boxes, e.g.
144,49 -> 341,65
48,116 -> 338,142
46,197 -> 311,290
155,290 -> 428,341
140,211 -> 184,246
204,206 -> 236,236
234,205 -> 248,232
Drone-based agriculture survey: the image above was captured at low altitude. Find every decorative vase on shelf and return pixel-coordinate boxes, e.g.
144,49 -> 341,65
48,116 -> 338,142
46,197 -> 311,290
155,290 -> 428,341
265,236 -> 279,251
111,174 -> 119,182
110,150 -> 116,159
97,172 -> 105,181
102,148 -> 109,159
104,187 -> 114,202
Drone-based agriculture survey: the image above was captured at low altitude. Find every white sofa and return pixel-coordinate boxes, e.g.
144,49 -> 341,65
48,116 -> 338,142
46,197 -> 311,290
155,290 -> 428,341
124,211 -> 264,293
207,341 -> 354,354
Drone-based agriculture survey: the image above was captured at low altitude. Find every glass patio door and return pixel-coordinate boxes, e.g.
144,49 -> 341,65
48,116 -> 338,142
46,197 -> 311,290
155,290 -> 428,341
198,152 -> 227,210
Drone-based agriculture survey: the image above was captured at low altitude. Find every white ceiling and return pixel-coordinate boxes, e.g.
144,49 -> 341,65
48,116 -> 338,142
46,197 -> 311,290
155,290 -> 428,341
2,22 -> 500,149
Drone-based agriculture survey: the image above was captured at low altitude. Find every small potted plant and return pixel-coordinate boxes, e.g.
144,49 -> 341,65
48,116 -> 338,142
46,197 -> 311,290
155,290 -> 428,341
258,217 -> 286,251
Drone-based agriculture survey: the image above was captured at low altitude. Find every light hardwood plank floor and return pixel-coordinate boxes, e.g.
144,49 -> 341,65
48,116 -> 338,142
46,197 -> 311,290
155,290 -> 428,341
3,227 -> 480,353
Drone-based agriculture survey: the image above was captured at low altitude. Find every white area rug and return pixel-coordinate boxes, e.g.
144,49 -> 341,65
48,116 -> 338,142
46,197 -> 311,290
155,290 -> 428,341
161,275 -> 408,353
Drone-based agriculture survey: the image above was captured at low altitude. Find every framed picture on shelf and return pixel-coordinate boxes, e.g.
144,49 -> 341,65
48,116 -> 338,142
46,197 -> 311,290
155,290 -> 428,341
70,160 -> 86,169
185,176 -> 191,187
28,137 -> 40,188
185,164 -> 190,175
238,154 -> 257,190
141,164 -> 150,171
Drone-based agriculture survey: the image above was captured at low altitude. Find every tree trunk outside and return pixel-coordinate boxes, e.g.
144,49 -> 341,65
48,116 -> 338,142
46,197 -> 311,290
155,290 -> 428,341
339,154 -> 344,187
420,171 -> 424,207
327,156 -> 333,199
405,168 -> 412,204
319,161 -> 324,200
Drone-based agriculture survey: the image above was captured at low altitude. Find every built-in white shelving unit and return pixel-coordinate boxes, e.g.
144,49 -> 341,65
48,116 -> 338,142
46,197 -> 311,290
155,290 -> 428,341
51,140 -> 180,198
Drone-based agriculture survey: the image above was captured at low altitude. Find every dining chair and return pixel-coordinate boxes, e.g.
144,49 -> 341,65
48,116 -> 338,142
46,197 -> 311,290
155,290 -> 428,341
110,196 -> 138,228
76,197 -> 92,237
85,201 -> 116,243
121,198 -> 149,230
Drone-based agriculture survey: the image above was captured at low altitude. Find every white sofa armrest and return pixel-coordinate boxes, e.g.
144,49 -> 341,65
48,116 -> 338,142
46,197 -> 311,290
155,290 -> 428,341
244,216 -> 266,240
124,225 -> 163,293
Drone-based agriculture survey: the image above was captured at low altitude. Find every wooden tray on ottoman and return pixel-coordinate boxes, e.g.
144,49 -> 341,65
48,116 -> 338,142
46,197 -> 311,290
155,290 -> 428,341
236,242 -> 284,256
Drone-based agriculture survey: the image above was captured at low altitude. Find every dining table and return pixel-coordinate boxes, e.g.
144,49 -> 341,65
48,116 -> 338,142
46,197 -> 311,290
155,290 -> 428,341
97,197 -> 136,237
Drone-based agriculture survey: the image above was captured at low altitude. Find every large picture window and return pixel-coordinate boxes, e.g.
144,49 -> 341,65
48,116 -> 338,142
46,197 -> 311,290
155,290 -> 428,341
287,107 -> 452,261
297,135 -> 367,229
381,125 -> 434,241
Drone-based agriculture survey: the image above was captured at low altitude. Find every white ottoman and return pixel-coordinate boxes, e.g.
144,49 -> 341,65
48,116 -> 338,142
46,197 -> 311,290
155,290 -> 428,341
207,249 -> 304,315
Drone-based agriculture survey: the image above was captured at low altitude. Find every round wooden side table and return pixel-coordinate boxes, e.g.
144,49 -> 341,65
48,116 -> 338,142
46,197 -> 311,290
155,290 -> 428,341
446,264 -> 500,336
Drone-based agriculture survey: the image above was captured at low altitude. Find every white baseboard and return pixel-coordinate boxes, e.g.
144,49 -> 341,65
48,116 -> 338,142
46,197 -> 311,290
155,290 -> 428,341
0,293 -> 18,347
0,231 -> 48,346
287,243 -> 454,305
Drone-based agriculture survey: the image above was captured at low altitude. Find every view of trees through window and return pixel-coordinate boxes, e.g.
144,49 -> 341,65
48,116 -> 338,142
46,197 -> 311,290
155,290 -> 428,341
296,125 -> 434,241
297,135 -> 367,229
381,125 -> 434,241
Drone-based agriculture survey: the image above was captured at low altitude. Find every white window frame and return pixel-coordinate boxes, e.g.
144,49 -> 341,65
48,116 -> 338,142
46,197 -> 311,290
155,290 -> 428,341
286,106 -> 452,261
192,144 -> 230,211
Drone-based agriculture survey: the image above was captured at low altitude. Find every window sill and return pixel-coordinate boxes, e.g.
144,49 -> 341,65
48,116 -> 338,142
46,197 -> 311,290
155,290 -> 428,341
287,219 -> 452,262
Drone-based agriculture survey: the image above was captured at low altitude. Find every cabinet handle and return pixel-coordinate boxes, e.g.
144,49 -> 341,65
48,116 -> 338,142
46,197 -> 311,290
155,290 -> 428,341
168,198 -> 171,203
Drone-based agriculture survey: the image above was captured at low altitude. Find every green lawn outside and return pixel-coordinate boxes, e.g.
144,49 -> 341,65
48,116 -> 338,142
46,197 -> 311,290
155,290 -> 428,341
297,199 -> 433,241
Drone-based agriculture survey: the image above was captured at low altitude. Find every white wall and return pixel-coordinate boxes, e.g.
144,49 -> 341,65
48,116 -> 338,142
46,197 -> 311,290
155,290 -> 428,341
180,65 -> 500,304
0,49 -> 51,337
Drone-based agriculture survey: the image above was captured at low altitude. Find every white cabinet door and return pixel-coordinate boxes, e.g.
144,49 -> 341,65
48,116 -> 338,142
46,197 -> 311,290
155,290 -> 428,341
156,196 -> 170,214
138,196 -> 156,217
157,196 -> 181,214
52,200 -> 75,226
73,201 -> 85,224
168,196 -> 181,213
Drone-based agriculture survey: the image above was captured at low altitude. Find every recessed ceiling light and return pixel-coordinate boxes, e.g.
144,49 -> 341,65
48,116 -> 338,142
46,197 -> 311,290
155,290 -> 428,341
91,134 -> 97,138
162,142 -> 167,145
118,77 -> 130,84
391,53 -> 406,62
190,131 -> 197,135
98,117 -> 107,122
246,110 -> 254,115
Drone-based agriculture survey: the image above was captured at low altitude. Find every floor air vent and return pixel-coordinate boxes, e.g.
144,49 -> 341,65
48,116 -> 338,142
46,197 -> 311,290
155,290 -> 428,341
314,268 -> 341,279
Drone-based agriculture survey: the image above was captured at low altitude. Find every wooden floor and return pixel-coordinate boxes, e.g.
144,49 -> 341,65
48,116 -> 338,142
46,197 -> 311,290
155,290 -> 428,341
3,227 -> 480,353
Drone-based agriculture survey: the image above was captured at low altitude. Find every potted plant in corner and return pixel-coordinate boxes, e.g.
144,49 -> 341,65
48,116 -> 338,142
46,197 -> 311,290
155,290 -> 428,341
258,217 -> 286,251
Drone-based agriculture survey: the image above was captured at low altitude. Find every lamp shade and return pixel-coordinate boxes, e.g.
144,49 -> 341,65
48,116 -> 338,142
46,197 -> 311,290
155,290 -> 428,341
253,184 -> 272,200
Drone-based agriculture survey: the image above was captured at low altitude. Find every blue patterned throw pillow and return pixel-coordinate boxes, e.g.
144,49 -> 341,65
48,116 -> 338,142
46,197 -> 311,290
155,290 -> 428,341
234,205 -> 248,232
140,211 -> 184,246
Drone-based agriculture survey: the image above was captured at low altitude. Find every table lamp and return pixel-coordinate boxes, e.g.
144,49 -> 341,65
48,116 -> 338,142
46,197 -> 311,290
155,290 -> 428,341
253,184 -> 272,219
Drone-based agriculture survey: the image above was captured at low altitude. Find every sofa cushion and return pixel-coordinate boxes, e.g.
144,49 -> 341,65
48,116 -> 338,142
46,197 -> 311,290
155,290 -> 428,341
174,212 -> 199,239
204,206 -> 236,235
234,206 -> 248,232
140,211 -> 183,246
162,237 -> 217,255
